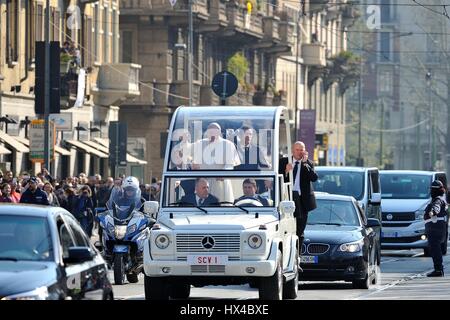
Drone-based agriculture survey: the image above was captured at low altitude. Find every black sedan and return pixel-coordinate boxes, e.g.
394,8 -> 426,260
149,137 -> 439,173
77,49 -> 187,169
300,194 -> 381,289
0,204 -> 113,300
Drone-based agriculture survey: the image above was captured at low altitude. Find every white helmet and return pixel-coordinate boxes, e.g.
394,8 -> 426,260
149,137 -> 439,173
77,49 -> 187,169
122,176 -> 139,191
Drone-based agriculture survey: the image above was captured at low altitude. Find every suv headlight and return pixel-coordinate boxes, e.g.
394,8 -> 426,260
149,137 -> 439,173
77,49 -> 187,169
338,239 -> 364,253
155,234 -> 170,249
114,226 -> 127,240
248,234 -> 263,249
2,287 -> 49,300
415,209 -> 425,220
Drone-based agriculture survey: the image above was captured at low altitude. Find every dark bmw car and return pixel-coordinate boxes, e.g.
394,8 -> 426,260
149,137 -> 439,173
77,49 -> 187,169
0,204 -> 113,300
300,194 -> 381,289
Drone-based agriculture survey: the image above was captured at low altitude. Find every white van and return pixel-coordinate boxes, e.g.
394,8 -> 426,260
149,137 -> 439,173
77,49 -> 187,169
143,106 -> 299,300
380,170 -> 449,255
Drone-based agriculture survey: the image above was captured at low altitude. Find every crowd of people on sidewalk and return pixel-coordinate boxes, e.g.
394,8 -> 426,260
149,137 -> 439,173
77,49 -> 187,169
0,168 -> 162,238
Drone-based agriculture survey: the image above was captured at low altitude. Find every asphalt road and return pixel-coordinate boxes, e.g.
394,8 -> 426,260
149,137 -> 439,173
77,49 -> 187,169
109,244 -> 450,300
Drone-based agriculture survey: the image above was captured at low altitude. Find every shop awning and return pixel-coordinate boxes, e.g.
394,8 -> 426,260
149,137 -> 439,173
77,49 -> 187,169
65,140 -> 109,158
13,136 -> 71,156
0,145 -> 12,155
0,131 -> 29,153
90,138 -> 147,164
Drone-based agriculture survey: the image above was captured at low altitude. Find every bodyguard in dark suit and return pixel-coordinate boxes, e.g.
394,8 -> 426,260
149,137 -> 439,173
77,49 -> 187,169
234,126 -> 270,170
279,141 -> 318,264
180,178 -> 219,206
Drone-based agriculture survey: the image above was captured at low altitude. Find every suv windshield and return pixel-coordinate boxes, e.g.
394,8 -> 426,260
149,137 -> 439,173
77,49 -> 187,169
163,176 -> 276,208
313,171 -> 365,200
0,215 -> 53,261
167,107 -> 276,171
381,174 -> 431,199
308,199 -> 359,226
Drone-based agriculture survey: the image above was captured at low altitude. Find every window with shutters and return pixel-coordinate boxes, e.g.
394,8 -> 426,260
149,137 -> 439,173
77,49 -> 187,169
84,17 -> 93,68
28,2 -> 36,64
103,5 -> 109,62
53,9 -> 61,42
36,4 -> 43,41
6,0 -> 19,65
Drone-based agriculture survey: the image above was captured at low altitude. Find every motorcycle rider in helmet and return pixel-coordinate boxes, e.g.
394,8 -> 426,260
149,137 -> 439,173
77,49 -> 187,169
107,176 -> 144,217
424,180 -> 448,277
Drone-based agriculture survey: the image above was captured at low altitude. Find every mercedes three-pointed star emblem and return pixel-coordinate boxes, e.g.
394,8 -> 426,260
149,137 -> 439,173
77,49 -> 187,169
201,236 -> 215,249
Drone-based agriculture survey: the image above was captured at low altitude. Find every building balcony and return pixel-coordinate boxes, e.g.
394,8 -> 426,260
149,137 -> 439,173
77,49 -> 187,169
244,13 -> 264,38
198,0 -> 229,33
91,63 -> 141,107
263,16 -> 280,42
309,0 -> 330,13
278,21 -> 296,47
120,0 -> 209,19
225,2 -> 246,33
341,5 -> 361,28
169,80 -> 201,107
302,43 -> 327,66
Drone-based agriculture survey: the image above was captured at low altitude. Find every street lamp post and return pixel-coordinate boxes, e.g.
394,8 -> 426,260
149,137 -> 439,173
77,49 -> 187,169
426,70 -> 433,170
188,0 -> 193,106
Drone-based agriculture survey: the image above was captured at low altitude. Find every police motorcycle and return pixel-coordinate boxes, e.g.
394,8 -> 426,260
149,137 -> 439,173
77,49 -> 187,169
97,177 -> 155,285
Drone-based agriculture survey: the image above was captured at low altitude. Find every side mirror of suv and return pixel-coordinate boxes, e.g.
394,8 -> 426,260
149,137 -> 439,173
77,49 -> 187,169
144,201 -> 159,219
369,193 -> 381,206
366,218 -> 381,228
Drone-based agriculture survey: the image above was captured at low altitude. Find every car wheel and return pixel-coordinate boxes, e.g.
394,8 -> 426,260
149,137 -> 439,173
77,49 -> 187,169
283,246 -> 299,299
126,273 -> 139,283
353,259 -> 370,290
144,274 -> 170,300
170,284 -> 191,299
113,253 -> 125,285
259,250 -> 283,300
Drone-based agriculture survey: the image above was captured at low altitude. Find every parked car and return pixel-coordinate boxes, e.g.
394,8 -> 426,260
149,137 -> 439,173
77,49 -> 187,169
300,193 -> 381,289
0,204 -> 113,300
380,170 -> 449,255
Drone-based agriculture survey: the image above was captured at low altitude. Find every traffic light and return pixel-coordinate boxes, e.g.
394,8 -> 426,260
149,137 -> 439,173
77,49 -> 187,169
35,41 -> 61,114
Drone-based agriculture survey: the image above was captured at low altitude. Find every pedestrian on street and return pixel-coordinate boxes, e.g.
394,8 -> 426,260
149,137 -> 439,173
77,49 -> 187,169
279,141 -> 318,269
9,179 -> 21,203
424,180 -> 448,277
72,185 -> 95,237
19,177 -> 50,205
0,183 -> 16,203
43,182 -> 60,207
62,186 -> 77,215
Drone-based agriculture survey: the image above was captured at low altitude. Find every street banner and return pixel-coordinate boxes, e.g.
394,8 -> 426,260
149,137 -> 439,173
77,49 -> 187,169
75,68 -> 86,108
29,119 -> 55,163
298,110 -> 316,158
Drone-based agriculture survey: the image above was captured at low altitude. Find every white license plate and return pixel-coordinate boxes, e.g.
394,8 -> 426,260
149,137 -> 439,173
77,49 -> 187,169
300,256 -> 318,264
187,255 -> 228,265
382,231 -> 398,238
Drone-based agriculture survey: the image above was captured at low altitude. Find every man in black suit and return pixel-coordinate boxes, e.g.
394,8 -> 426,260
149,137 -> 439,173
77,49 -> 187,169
279,141 -> 318,266
180,178 -> 219,206
234,126 -> 270,170
234,178 -> 269,206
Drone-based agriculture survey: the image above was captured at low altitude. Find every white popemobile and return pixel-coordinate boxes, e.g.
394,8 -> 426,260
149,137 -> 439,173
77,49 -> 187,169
142,106 -> 299,300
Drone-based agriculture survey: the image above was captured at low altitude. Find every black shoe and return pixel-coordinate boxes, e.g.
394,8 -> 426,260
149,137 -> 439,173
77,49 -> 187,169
427,270 -> 444,277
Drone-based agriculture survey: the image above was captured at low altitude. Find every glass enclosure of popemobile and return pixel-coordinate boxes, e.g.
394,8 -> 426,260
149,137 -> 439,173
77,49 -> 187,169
160,106 -> 294,210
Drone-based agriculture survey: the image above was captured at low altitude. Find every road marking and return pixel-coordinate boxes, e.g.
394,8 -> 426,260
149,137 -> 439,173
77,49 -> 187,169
352,269 -> 434,300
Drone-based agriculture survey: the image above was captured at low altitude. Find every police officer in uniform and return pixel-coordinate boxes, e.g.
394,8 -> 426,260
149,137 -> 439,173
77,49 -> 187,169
424,180 -> 448,277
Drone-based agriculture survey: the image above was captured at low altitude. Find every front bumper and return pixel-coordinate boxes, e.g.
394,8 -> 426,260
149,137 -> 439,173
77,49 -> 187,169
381,221 -> 428,249
300,253 -> 367,281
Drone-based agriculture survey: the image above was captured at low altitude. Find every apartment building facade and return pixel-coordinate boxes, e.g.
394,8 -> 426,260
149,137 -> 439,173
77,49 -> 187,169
0,0 -> 143,178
